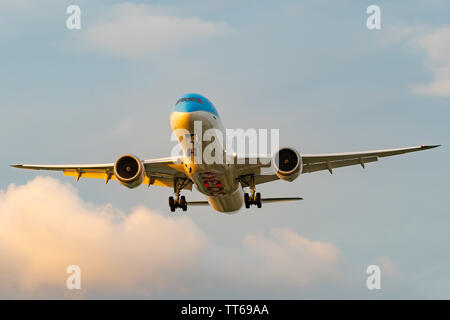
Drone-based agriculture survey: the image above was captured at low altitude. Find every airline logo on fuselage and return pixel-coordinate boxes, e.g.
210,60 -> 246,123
176,97 -> 203,105
199,172 -> 226,196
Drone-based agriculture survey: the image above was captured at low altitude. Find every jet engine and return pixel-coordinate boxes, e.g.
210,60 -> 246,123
113,154 -> 145,188
273,147 -> 302,182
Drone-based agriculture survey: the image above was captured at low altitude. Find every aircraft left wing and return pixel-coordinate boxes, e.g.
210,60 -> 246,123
301,144 -> 440,174
233,156 -> 278,186
234,144 -> 440,185
10,156 -> 189,189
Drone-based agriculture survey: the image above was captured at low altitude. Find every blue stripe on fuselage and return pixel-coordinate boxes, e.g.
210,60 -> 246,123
173,93 -> 219,117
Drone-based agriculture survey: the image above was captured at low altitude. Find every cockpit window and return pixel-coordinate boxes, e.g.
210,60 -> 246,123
176,97 -> 204,105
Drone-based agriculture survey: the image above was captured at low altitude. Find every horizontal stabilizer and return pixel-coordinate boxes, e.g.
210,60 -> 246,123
188,197 -> 303,206
261,197 -> 303,203
187,201 -> 209,206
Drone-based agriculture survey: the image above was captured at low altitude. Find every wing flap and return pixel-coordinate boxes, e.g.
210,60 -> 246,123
302,156 -> 378,174
62,170 -> 184,188
143,156 -> 185,176
64,170 -> 114,181
254,173 -> 279,185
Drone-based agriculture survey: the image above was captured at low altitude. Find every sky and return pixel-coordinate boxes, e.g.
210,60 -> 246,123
0,0 -> 449,299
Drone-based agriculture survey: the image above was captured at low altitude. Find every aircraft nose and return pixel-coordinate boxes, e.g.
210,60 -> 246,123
173,94 -> 219,117
170,110 -> 194,132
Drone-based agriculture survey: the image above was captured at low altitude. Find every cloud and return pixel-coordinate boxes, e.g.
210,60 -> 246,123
0,177 -> 344,298
83,3 -> 232,58
378,25 -> 426,46
243,228 -> 341,288
376,256 -> 401,279
412,27 -> 450,96
0,176 -> 206,298
379,25 -> 450,97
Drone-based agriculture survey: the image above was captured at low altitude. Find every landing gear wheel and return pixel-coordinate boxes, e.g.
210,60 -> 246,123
244,193 -> 250,209
169,196 -> 175,212
256,192 -> 262,208
169,177 -> 192,212
241,175 -> 264,209
181,196 -> 187,211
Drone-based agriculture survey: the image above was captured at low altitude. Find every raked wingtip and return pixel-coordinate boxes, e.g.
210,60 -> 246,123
422,144 -> 441,149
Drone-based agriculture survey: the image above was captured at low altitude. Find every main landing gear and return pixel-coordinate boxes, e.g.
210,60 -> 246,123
240,175 -> 262,209
244,192 -> 262,209
169,195 -> 187,212
169,177 -> 191,212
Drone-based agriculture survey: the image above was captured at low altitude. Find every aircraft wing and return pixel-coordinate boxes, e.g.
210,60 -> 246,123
10,156 -> 190,189
235,145 -> 440,185
301,145 -> 440,174
233,156 -> 279,186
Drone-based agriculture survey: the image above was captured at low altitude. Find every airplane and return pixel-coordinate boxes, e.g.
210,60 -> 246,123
11,93 -> 440,214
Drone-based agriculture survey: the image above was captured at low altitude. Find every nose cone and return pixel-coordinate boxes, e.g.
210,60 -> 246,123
170,110 -> 193,133
173,93 -> 219,117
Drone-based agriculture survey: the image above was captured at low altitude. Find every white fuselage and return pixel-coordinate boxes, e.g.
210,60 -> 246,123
170,111 -> 244,213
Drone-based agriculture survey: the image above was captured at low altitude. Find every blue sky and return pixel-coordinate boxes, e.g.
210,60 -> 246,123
0,0 -> 449,298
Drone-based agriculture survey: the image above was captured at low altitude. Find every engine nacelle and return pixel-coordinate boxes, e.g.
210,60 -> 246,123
272,147 -> 302,182
113,154 -> 145,188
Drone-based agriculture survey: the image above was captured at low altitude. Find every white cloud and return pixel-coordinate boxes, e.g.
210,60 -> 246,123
412,27 -> 450,96
377,256 -> 401,279
83,3 -> 232,58
379,25 -> 450,97
0,177 -> 206,298
0,177 -> 344,298
243,228 -> 341,288
379,25 -> 426,46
